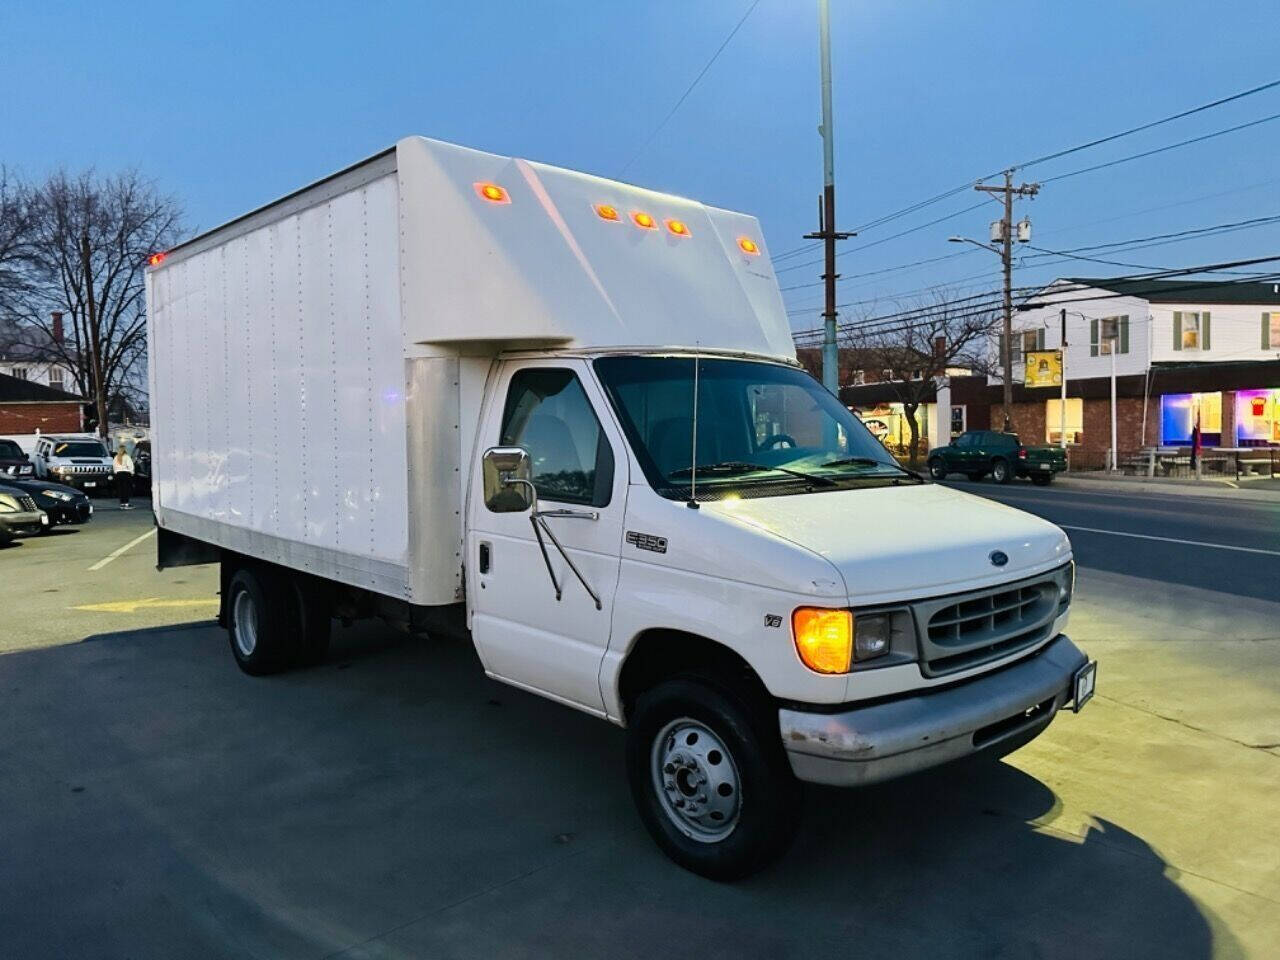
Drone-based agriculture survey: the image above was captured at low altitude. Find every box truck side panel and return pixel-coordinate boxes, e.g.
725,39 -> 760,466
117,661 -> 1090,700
150,171 -> 413,598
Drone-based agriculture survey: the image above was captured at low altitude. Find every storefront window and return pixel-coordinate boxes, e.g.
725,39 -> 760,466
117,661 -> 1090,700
850,402 -> 928,455
1045,398 -> 1083,445
1236,389 -> 1280,446
1160,393 -> 1222,446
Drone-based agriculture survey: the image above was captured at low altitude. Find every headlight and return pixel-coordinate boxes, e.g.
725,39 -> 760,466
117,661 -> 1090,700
42,490 -> 74,502
852,613 -> 892,661
1059,561 -> 1075,606
0,493 -> 19,513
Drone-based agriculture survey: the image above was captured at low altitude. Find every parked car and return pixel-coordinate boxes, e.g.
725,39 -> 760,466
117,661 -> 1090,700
7,477 -> 93,529
132,439 -> 151,491
927,430 -> 1068,485
0,439 -> 35,480
31,435 -> 113,493
0,481 -> 49,543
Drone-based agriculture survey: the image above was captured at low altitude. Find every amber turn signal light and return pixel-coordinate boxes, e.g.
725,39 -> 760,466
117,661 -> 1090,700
792,607 -> 853,674
737,236 -> 760,255
474,182 -> 510,204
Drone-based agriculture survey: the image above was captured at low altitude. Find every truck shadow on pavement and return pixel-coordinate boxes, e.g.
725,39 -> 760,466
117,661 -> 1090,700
0,621 -> 1239,960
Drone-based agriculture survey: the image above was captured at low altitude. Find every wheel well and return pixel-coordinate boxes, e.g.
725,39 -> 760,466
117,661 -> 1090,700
617,630 -> 772,723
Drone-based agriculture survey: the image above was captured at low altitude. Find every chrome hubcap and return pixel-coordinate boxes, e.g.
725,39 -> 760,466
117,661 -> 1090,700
651,718 -> 741,842
232,589 -> 258,658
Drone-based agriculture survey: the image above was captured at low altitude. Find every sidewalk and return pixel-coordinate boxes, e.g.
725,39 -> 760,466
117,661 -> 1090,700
1055,471 -> 1280,501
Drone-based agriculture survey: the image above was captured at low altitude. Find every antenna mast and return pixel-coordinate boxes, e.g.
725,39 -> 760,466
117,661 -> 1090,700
687,350 -> 701,509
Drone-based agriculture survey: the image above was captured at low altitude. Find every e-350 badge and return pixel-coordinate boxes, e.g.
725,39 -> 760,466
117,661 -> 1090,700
625,531 -> 668,554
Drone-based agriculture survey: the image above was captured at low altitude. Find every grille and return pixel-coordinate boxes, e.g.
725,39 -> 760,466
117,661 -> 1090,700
19,495 -> 38,512
914,570 -> 1066,677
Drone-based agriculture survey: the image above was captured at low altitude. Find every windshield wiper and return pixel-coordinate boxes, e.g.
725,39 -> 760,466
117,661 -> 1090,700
669,461 -> 837,487
820,456 -> 926,484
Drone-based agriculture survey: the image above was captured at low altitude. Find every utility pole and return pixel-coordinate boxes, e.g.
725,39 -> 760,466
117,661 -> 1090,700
1059,308 -> 1068,450
804,0 -> 853,396
975,170 -> 1039,430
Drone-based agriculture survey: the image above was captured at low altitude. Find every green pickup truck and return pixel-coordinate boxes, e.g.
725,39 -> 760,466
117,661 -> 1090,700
927,430 -> 1067,485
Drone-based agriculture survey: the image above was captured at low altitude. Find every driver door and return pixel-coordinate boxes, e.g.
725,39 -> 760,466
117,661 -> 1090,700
467,359 -> 627,713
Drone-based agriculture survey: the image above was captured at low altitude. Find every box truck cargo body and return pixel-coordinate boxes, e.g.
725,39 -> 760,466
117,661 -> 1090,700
146,136 -> 1095,879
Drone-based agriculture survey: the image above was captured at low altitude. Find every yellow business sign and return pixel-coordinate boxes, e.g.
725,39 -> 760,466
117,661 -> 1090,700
1024,350 -> 1063,387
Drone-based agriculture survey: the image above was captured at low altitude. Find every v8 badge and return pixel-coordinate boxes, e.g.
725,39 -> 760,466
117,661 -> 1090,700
763,614 -> 783,629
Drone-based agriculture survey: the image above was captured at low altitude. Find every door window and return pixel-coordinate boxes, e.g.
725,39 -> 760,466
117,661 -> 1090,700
499,368 -> 613,507
954,432 -> 976,448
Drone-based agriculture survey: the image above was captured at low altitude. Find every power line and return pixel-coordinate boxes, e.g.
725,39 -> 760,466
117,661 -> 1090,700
818,77 -> 1280,240
1015,78 -> 1280,169
617,0 -> 762,177
1041,112 -> 1280,185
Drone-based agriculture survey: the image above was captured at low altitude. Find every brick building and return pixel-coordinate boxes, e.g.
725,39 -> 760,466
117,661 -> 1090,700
0,371 -> 84,435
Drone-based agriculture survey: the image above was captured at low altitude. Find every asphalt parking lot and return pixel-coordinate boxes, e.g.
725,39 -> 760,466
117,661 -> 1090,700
1,491 -> 1278,958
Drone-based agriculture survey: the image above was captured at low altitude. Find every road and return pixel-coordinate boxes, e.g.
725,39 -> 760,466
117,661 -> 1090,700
1,490 -> 1278,958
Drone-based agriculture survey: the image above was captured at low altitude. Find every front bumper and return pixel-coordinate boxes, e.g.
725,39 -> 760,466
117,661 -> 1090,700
779,635 -> 1090,787
0,510 -> 49,538
43,501 -> 92,524
48,471 -> 111,492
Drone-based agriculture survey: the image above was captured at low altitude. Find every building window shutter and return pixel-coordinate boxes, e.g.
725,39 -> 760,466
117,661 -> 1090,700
1202,312 -> 1211,351
1119,316 -> 1129,355
1265,313 -> 1273,350
1037,328 -> 1045,349
998,333 -> 1006,362
1090,318 -> 1099,357
1173,312 -> 1182,351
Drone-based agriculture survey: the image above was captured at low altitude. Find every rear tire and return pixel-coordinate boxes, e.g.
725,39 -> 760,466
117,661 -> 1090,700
226,565 -> 296,675
991,458 -> 1012,484
626,676 -> 800,881
1031,473 -> 1053,486
927,458 -> 947,481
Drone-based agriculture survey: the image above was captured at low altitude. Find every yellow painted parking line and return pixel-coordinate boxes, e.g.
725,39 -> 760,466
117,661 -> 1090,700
73,597 -> 219,614
87,528 -> 157,571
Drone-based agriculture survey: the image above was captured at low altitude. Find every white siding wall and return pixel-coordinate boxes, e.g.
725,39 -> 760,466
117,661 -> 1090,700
1149,302 -> 1280,364
1010,285 -> 1152,381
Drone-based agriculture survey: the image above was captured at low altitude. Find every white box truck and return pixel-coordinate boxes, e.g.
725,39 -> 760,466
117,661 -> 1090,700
146,136 -> 1096,879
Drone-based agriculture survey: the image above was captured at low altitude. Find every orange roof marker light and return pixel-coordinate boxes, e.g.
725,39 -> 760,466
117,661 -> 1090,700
474,182 -> 510,204
737,236 -> 760,256
631,211 -> 657,230
594,203 -> 621,222
665,219 -> 691,237
147,252 -> 166,267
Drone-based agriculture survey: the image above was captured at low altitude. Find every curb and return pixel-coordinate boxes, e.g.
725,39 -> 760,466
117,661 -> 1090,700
1052,474 -> 1280,502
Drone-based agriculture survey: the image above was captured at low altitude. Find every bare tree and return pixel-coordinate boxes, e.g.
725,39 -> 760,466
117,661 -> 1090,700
17,170 -> 183,435
0,168 -> 37,315
842,289 -> 999,463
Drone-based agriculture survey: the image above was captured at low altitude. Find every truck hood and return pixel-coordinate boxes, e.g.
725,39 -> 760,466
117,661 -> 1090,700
702,482 -> 1071,604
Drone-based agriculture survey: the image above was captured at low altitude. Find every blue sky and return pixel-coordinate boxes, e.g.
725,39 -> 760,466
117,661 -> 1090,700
4,0 -> 1279,337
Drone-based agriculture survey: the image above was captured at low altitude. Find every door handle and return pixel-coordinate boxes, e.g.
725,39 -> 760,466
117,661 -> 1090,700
479,541 -> 491,574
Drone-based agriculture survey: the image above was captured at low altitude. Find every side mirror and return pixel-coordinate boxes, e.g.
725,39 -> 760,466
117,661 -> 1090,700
482,446 -> 534,513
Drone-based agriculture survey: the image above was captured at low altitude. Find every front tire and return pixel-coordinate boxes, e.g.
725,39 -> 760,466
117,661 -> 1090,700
626,677 -> 800,881
927,458 -> 948,481
991,458 -> 1012,484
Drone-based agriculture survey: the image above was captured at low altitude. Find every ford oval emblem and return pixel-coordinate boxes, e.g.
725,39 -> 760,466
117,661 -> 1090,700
989,550 -> 1009,567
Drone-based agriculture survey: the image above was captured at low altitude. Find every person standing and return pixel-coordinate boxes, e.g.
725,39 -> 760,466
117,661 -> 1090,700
112,446 -> 135,509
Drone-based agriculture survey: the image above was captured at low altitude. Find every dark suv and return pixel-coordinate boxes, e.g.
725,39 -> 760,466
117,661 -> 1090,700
0,439 -> 35,480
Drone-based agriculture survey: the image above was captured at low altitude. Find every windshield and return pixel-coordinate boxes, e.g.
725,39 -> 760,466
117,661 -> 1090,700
0,440 -> 25,459
52,441 -> 107,458
594,355 -> 913,501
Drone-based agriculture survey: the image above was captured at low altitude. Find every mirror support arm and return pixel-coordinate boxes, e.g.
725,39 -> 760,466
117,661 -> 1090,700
503,477 -> 603,611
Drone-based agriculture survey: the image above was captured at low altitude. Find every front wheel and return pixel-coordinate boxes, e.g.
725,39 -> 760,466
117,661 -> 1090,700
991,458 -> 1012,484
1031,472 -> 1053,486
626,677 -> 800,881
927,458 -> 948,481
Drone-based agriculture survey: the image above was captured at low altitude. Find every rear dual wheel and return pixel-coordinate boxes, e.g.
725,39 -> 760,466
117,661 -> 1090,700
227,565 -> 331,675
